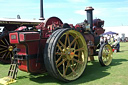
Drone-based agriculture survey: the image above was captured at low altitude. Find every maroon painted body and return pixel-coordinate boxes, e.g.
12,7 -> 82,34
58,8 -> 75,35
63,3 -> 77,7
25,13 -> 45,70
9,17 -> 64,73
93,19 -> 105,35
10,31 -> 47,73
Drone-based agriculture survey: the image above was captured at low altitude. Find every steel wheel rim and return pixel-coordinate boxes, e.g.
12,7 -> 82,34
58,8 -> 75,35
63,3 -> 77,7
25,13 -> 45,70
0,36 -> 14,61
55,30 -> 88,80
102,44 -> 113,66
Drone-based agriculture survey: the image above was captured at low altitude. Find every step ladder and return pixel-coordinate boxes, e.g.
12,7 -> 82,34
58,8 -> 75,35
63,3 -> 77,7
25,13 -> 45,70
8,59 -> 18,79
0,59 -> 18,85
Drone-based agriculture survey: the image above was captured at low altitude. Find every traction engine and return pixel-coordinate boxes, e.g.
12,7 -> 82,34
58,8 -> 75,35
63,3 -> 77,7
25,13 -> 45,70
0,18 -> 42,63
7,7 -> 113,82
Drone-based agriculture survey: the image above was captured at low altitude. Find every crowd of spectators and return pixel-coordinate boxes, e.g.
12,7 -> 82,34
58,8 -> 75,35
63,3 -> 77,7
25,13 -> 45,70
100,34 -> 120,52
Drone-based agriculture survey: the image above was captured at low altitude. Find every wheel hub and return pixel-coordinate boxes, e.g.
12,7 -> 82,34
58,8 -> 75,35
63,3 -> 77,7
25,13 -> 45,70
63,47 -> 75,60
8,46 -> 14,52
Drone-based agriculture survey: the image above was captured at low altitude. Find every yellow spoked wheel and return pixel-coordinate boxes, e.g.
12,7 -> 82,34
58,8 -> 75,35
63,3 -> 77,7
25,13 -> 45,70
44,29 -> 88,82
98,43 -> 113,66
0,35 -> 15,63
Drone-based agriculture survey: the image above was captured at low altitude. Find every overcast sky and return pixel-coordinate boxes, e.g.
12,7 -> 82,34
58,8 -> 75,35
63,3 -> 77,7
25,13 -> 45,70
0,0 -> 128,27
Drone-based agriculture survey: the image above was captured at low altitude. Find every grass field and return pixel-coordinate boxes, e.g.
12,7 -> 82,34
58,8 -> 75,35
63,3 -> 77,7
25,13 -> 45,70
0,42 -> 128,85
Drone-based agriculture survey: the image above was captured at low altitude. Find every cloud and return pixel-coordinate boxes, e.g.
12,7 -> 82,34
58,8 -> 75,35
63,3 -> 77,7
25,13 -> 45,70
116,7 -> 128,12
44,2 -> 84,9
75,8 -> 108,17
44,3 -> 69,8
63,18 -> 84,25
104,26 -> 128,37
75,10 -> 86,16
93,8 -> 108,16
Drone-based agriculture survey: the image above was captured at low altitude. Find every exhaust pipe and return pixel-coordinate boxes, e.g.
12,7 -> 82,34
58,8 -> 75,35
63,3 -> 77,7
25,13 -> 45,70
39,0 -> 45,20
85,7 -> 94,32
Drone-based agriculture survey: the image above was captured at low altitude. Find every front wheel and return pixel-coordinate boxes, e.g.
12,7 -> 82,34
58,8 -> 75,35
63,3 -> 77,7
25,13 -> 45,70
44,28 -> 88,82
98,43 -> 113,66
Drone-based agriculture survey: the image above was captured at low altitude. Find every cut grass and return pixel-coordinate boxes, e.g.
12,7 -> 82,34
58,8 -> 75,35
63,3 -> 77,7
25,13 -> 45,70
0,42 -> 128,85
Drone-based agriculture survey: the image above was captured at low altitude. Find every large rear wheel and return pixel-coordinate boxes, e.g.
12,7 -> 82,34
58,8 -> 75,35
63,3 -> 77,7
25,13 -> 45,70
44,28 -> 88,82
0,35 -> 14,63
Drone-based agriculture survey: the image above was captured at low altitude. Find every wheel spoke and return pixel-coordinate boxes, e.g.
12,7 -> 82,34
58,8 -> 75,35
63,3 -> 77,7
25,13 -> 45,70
71,60 -> 75,69
74,42 -> 77,50
102,57 -> 106,61
102,52 -> 106,57
103,48 -> 107,53
108,53 -> 112,57
68,35 -> 70,47
59,40 -> 66,49
77,51 -> 81,58
105,47 -> 109,53
1,53 -> 6,59
64,33 -> 68,46
106,57 -> 108,61
5,52 -> 10,59
4,38 -> 9,46
57,58 -> 67,68
73,58 -> 83,64
0,48 -> 6,50
63,59 -> 65,76
69,36 -> 78,48
74,54 -> 78,57
56,55 -> 63,64
0,45 -> 7,48
0,50 -> 8,54
57,43 -> 62,52
75,47 -> 84,52
69,62 -> 76,75
1,40 -> 6,45
63,61 -> 69,76
55,52 -> 66,55
102,52 -> 107,60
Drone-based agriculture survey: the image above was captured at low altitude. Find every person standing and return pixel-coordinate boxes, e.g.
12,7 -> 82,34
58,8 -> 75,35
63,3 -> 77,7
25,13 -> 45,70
115,34 -> 120,52
100,36 -> 104,45
115,34 -> 119,41
104,37 -> 108,44
112,39 -> 120,52
107,34 -> 111,43
121,33 -> 125,42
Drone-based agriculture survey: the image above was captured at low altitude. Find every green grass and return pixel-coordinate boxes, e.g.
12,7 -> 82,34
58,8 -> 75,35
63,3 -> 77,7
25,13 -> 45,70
0,42 -> 128,85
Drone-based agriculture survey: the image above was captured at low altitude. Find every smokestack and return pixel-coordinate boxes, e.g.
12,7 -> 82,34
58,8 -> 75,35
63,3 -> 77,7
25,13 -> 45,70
85,7 -> 94,32
39,0 -> 45,20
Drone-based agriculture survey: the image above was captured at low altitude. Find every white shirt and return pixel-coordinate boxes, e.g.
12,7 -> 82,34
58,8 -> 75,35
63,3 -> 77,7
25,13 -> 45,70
115,35 -> 120,42
112,40 -> 118,46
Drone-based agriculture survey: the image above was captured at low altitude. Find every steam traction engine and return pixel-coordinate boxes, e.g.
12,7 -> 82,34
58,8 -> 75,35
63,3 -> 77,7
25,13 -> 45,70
7,7 -> 113,82
0,19 -> 42,63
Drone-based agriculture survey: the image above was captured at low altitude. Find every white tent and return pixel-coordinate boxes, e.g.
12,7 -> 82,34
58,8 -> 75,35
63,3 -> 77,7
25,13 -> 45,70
104,26 -> 128,37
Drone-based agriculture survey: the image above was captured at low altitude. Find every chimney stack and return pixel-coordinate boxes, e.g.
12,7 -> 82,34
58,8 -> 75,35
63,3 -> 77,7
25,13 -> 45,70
39,0 -> 45,20
85,6 -> 94,32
